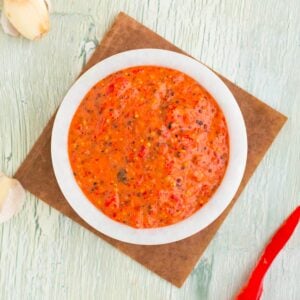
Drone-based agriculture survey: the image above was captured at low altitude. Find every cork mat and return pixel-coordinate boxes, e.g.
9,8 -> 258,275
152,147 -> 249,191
15,12 -> 287,287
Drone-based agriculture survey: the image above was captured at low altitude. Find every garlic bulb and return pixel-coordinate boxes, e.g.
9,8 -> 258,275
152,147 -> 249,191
0,172 -> 25,223
1,0 -> 51,40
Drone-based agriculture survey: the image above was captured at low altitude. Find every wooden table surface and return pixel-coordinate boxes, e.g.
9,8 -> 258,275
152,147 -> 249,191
0,1 -> 299,299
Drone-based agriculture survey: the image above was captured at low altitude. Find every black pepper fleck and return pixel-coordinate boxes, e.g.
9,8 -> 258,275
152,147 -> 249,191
117,168 -> 127,183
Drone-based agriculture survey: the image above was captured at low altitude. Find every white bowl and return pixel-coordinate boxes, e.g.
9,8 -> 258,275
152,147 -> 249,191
51,49 -> 247,245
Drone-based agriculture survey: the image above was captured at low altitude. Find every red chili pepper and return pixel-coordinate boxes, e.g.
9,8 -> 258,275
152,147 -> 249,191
236,206 -> 300,300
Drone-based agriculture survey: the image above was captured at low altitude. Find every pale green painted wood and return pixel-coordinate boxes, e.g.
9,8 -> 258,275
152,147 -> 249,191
0,1 -> 299,299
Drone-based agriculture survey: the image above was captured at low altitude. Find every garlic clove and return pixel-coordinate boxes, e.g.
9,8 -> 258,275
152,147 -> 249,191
1,11 -> 19,37
3,0 -> 50,40
0,172 -> 25,223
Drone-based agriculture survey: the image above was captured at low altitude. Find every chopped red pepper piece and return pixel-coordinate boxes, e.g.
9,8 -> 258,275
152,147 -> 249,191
104,195 -> 116,207
138,145 -> 147,158
106,84 -> 114,94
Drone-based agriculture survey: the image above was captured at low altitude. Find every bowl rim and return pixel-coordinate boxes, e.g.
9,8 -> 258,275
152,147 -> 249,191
51,49 -> 247,245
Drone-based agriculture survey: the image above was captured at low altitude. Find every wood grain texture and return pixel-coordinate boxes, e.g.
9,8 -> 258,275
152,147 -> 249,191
0,1 -> 299,299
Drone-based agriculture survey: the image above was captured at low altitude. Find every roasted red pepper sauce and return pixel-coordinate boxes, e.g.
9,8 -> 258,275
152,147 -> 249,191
68,66 -> 229,228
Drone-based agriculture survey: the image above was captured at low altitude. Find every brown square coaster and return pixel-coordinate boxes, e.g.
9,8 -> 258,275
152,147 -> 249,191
15,12 -> 287,287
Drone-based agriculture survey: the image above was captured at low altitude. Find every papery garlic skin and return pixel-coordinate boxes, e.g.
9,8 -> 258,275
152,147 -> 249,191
3,0 -> 50,40
44,0 -> 51,13
0,172 -> 25,223
1,11 -> 19,36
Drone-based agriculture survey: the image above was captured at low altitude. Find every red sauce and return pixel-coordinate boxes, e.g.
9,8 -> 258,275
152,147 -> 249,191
68,66 -> 229,228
